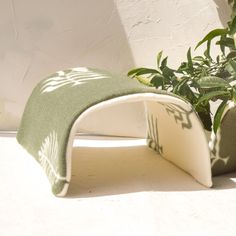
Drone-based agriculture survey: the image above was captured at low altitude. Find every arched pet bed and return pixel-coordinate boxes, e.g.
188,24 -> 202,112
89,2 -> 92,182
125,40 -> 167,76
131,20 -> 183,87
17,68 -> 212,196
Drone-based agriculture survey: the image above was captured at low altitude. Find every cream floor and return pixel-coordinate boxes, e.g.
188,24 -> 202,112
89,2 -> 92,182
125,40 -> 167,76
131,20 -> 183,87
1,135 -> 236,236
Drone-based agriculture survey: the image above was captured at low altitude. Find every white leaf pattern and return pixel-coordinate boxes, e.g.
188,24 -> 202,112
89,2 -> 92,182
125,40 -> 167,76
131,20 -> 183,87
38,131 -> 66,185
160,103 -> 193,129
147,114 -> 163,154
40,68 -> 110,93
209,131 -> 230,167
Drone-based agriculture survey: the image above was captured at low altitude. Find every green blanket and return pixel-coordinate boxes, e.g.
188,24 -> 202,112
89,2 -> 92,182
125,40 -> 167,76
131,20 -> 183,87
17,67 -> 214,196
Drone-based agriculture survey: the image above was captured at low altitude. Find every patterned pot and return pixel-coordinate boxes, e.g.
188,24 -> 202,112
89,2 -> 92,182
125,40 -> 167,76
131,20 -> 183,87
207,101 -> 236,176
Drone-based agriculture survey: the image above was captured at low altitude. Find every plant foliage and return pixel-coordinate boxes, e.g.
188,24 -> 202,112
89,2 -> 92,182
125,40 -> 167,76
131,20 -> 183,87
128,4 -> 236,132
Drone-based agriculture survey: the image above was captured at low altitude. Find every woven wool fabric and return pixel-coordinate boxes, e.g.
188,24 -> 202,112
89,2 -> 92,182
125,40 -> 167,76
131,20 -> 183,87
17,67 -> 214,196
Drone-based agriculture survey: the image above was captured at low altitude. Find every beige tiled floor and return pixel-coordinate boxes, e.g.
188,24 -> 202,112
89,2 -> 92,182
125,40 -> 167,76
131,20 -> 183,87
1,135 -> 236,236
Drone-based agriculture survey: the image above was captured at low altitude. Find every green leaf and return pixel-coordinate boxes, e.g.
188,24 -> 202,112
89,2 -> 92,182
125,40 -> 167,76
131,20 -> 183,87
160,57 -> 168,70
198,76 -> 229,89
195,28 -> 228,49
172,77 -> 198,103
177,62 -> 188,73
226,51 -> 236,59
193,56 -> 205,61
196,90 -> 230,106
162,66 -> 174,79
127,68 -> 159,77
128,68 -> 146,77
150,74 -> 164,88
225,59 -> 236,78
228,58 -> 236,72
173,78 -> 189,94
213,100 -> 228,133
197,110 -> 212,131
216,37 -> 235,49
135,76 -> 152,86
135,68 -> 159,76
204,40 -> 212,60
233,3 -> 236,13
229,15 -> 236,35
219,35 -> 226,54
156,51 -> 163,69
187,48 -> 193,72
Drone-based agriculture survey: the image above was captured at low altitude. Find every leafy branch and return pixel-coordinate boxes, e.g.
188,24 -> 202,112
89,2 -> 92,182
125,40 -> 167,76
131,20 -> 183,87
128,9 -> 236,133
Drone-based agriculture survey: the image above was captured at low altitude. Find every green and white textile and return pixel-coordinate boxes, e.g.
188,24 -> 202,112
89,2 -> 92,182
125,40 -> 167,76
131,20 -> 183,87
210,102 -> 236,176
17,67 -> 213,196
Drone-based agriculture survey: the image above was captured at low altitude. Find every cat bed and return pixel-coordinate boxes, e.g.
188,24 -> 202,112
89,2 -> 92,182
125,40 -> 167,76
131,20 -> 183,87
17,67 -> 212,196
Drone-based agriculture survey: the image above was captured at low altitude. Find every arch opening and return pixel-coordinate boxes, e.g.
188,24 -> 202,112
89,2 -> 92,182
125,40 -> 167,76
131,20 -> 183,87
58,93 -> 212,196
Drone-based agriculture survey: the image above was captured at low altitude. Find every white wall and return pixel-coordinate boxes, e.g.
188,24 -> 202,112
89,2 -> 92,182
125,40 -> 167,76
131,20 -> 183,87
0,0 -> 231,131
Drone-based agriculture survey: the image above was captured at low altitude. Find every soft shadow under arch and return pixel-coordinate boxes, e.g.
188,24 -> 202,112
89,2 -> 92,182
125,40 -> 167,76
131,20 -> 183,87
63,93 -> 212,197
67,142 -> 208,198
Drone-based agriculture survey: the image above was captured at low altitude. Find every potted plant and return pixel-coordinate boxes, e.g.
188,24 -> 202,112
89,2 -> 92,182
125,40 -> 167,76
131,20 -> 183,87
128,1 -> 236,175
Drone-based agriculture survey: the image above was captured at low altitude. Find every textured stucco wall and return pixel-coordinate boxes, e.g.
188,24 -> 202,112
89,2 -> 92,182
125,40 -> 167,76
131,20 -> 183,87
0,0 -> 231,131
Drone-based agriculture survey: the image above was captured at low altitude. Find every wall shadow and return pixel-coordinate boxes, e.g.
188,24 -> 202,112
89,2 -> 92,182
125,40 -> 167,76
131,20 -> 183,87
0,0 -> 135,130
68,0 -> 135,73
212,0 -> 231,26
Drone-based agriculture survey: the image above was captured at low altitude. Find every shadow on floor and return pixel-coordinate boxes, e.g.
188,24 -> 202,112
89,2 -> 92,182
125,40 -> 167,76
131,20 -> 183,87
66,145 -> 236,198
213,172 -> 236,189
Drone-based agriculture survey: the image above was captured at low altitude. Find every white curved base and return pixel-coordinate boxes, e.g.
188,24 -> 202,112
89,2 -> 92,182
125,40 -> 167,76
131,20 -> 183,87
57,93 -> 212,196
